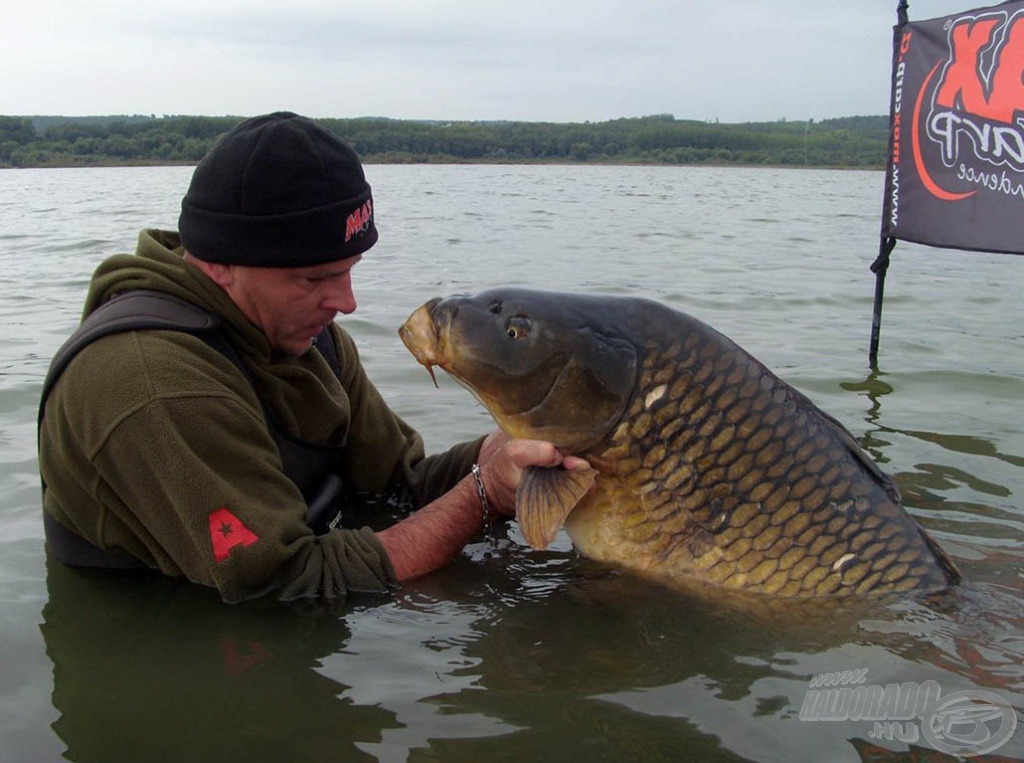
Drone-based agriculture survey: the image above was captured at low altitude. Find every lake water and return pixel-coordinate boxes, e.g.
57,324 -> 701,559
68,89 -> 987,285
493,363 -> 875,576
0,164 -> 1020,762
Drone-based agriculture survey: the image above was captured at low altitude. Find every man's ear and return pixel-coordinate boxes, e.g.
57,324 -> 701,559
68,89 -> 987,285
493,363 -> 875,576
184,252 -> 235,288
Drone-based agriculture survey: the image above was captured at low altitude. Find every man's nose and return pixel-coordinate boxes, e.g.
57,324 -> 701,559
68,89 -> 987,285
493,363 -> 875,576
323,278 -> 357,314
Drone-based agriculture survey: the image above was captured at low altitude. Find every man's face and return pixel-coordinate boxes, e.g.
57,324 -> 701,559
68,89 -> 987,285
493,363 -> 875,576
222,255 -> 362,357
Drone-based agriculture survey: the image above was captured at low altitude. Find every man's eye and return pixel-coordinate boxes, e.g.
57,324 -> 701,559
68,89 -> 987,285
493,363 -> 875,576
302,274 -> 329,285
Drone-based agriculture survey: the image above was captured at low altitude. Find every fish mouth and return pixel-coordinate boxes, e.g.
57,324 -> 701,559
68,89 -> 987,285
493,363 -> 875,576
399,297 -> 449,387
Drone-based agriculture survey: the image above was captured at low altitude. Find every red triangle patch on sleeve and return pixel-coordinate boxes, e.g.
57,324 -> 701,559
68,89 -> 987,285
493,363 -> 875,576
208,507 -> 259,563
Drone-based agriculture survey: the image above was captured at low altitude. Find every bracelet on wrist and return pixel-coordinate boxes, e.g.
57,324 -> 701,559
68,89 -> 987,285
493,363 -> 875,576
470,463 -> 493,545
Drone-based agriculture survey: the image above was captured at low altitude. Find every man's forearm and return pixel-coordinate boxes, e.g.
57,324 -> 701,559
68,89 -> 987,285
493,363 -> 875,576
375,475 -> 485,581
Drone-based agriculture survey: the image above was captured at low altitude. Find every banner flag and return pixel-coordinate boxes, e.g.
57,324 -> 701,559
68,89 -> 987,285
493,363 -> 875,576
881,1 -> 1024,254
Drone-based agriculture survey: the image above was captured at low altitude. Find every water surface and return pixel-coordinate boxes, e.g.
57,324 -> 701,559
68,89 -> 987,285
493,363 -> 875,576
0,165 -> 1020,762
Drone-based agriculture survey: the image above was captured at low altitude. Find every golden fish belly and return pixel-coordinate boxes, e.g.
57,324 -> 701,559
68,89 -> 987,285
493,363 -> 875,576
563,470 -> 953,598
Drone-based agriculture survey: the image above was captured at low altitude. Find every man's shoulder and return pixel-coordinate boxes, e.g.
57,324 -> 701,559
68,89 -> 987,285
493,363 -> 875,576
59,329 -> 253,407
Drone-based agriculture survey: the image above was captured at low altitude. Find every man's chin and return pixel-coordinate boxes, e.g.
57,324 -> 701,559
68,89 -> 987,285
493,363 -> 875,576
271,337 -> 316,360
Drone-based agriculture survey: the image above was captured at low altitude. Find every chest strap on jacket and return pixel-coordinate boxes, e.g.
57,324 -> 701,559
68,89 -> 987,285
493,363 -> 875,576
40,290 -> 348,568
40,291 -> 220,424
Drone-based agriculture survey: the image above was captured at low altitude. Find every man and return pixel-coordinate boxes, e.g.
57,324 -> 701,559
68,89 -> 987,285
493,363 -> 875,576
38,111 -> 580,602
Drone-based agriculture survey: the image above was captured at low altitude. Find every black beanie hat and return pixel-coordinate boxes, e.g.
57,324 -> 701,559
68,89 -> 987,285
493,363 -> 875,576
178,111 -> 377,267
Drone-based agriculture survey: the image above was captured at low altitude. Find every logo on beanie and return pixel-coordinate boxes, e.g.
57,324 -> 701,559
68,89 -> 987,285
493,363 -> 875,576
345,199 -> 373,243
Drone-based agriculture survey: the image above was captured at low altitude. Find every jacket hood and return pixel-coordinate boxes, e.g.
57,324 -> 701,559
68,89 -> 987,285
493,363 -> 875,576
85,229 -> 274,360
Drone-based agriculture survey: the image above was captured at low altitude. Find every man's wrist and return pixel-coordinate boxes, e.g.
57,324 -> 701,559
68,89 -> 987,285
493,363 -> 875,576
470,463 -> 492,542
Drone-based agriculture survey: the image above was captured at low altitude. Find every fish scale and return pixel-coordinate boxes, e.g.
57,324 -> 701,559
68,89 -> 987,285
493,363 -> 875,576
593,326 -> 949,596
399,289 -> 962,598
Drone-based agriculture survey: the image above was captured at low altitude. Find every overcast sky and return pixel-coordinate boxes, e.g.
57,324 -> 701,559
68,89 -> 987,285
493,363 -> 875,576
2,0 -> 988,123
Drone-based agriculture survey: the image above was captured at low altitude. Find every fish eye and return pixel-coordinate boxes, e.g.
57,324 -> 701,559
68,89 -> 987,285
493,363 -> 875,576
505,315 -> 531,340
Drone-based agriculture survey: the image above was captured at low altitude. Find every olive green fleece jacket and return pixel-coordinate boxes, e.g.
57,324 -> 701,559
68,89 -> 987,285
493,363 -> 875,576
39,229 -> 483,602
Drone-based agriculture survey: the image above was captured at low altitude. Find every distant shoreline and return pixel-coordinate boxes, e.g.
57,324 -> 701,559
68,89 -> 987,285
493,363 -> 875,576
0,114 -> 890,171
0,157 -> 885,171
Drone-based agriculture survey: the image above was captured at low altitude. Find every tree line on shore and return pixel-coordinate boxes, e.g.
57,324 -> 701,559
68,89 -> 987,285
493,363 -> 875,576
0,113 -> 889,169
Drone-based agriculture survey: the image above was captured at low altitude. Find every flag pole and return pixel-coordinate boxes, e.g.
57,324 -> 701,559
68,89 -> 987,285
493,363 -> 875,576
869,0 -> 909,367
868,237 -> 896,367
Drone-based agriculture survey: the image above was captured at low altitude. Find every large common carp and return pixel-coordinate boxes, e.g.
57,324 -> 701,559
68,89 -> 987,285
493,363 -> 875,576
399,289 -> 961,598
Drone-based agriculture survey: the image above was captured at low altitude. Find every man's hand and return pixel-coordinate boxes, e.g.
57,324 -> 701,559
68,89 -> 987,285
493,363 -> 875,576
475,430 -> 590,517
377,430 -> 590,581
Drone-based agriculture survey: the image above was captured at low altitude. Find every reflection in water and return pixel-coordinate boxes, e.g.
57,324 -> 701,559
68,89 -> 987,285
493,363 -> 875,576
325,541 -> 1022,763
40,555 -> 395,763
40,529 -> 1023,763
840,369 -> 1023,542
841,368 -> 1023,471
412,561 -> 855,761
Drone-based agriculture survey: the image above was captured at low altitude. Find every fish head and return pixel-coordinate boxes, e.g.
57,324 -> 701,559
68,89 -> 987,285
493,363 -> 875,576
399,288 -> 638,453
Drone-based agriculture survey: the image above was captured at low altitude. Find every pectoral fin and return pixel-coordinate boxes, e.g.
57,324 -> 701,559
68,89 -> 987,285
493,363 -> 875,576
516,467 -> 598,549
